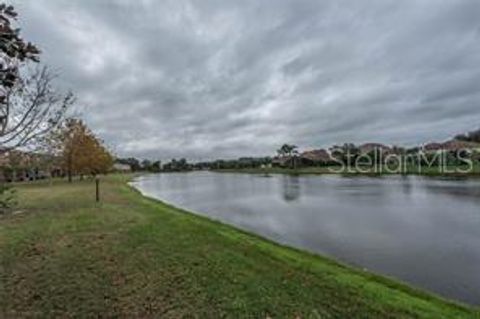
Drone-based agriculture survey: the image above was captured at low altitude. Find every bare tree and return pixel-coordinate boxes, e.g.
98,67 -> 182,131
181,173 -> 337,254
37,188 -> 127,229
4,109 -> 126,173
0,4 -> 74,212
0,4 -> 73,153
0,66 -> 74,152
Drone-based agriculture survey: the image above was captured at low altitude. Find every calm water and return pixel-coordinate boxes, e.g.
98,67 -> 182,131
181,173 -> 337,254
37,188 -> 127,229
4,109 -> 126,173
131,172 -> 480,305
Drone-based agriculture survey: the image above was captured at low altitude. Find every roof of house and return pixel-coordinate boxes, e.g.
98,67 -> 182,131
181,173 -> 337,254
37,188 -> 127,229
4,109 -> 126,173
423,142 -> 444,151
300,149 -> 331,162
423,140 -> 480,152
0,150 -> 32,168
443,140 -> 480,151
113,163 -> 132,171
358,143 -> 391,153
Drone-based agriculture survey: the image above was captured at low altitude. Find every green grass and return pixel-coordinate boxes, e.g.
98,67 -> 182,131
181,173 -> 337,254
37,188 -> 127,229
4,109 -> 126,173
214,163 -> 480,176
1,176 -> 478,318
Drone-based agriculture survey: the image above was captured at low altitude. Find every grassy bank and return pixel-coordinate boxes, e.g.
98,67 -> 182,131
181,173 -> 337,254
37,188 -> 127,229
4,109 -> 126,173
1,176 -> 478,318
214,164 -> 480,176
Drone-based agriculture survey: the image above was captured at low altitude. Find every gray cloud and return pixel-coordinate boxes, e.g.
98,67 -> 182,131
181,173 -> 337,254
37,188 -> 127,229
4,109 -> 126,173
13,0 -> 480,160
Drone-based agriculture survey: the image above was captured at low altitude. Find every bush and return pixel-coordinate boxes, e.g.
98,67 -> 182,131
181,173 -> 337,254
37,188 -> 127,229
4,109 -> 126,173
0,184 -> 17,214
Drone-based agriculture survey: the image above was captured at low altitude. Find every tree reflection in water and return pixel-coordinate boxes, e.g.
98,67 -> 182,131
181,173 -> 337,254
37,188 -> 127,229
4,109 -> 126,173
281,175 -> 301,202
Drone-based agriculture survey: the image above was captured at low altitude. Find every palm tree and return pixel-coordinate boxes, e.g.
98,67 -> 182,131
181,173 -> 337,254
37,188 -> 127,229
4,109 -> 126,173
277,144 -> 297,157
277,144 -> 299,169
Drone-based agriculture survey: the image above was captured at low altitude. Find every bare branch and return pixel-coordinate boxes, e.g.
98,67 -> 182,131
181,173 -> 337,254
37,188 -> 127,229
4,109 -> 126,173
0,66 -> 74,152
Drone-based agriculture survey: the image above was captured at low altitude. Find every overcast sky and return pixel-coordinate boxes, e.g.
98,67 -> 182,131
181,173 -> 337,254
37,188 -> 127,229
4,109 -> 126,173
13,0 -> 480,160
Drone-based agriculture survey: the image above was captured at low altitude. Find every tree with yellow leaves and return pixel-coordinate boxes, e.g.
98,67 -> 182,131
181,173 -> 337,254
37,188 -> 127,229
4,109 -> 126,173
50,118 -> 113,182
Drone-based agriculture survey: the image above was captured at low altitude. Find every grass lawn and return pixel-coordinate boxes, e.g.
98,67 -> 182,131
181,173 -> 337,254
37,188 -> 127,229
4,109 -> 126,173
1,175 -> 478,318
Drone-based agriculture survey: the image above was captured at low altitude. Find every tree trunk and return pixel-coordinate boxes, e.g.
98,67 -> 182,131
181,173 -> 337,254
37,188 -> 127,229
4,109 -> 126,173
67,152 -> 73,182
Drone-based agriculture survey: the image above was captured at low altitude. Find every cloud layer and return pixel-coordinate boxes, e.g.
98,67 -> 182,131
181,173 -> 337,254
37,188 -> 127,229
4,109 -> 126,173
15,0 -> 480,160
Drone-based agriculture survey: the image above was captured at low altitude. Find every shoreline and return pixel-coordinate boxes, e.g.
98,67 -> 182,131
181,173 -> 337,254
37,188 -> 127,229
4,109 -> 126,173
209,166 -> 480,177
1,175 -> 478,317
129,176 -> 476,308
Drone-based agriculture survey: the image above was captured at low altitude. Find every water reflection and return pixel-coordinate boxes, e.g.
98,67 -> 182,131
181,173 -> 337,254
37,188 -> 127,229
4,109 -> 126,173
281,175 -> 301,202
132,172 -> 480,305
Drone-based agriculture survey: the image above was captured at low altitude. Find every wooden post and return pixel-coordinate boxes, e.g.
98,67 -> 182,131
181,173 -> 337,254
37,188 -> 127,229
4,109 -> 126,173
95,177 -> 100,202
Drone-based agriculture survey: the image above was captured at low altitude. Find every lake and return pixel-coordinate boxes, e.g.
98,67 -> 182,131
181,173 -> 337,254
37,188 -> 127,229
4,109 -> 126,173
131,172 -> 480,305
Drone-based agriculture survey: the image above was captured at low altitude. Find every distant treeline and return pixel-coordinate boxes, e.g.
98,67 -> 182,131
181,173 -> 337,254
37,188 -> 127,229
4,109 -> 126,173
116,127 -> 480,172
115,157 -> 272,172
116,157 -> 193,172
